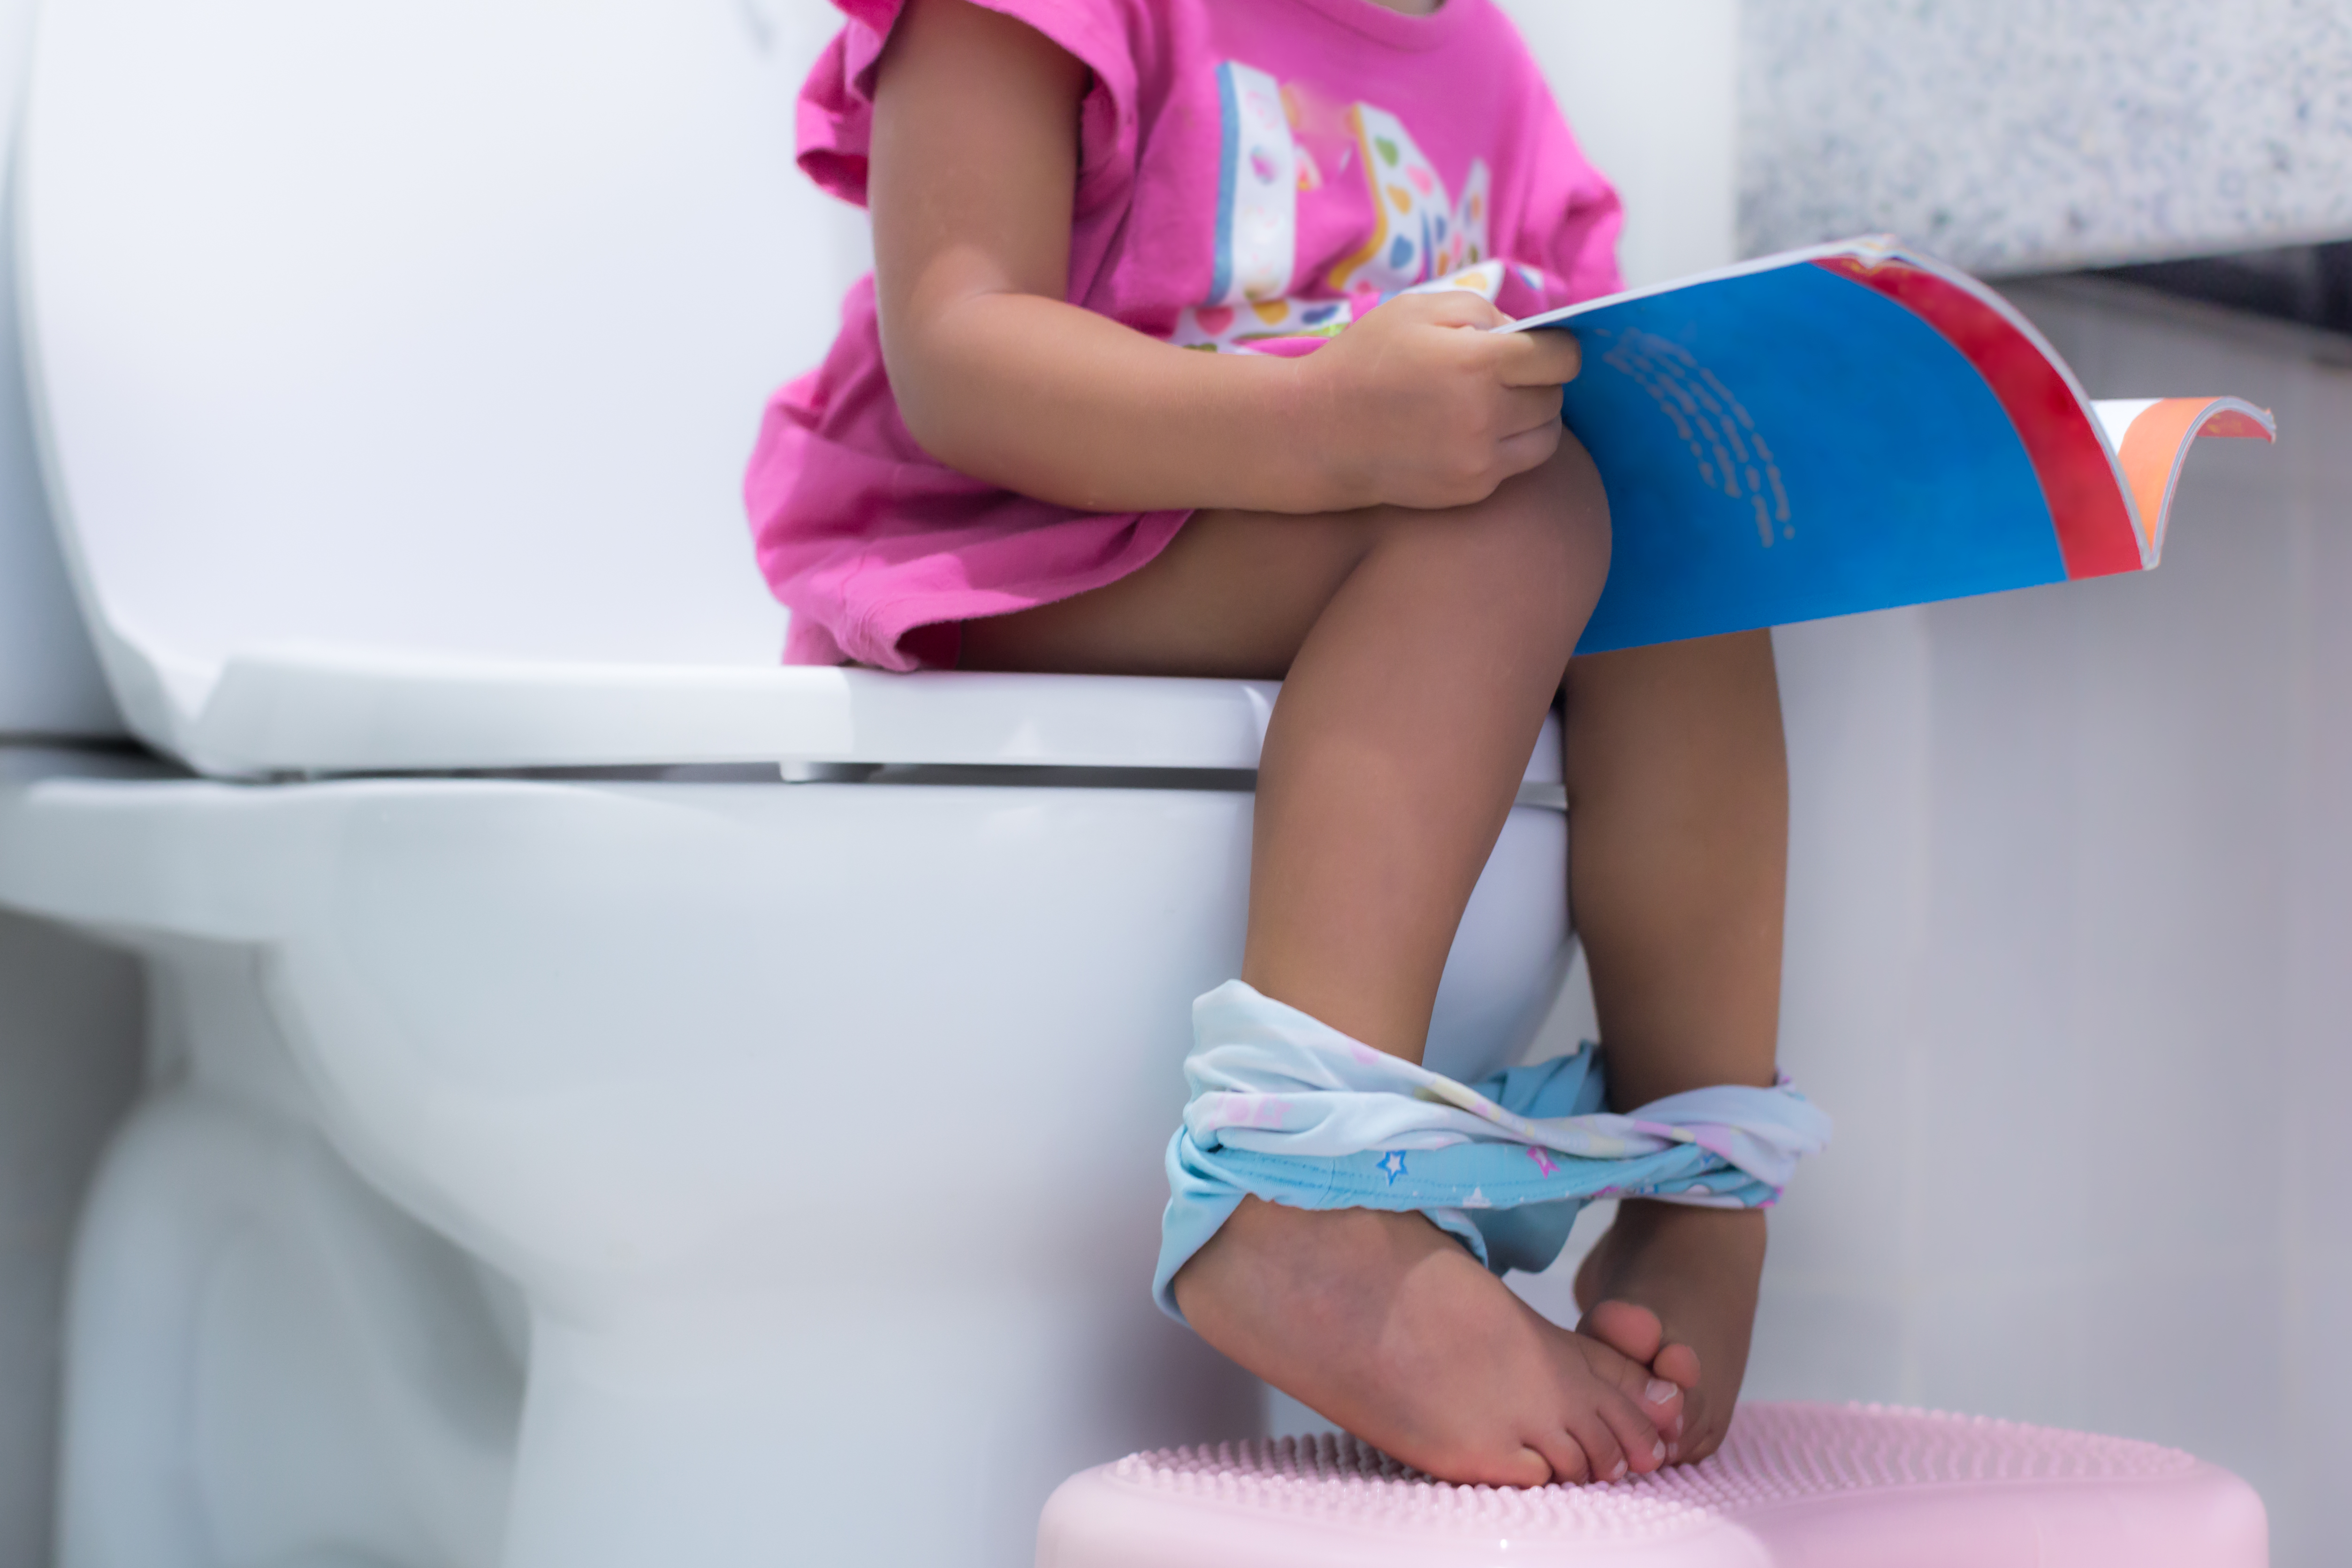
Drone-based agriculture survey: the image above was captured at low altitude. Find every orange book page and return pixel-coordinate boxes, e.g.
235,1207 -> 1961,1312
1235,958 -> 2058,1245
2115,398 -> 2276,556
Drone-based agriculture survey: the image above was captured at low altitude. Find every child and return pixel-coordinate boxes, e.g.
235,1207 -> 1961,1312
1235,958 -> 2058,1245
748,0 -> 1794,1488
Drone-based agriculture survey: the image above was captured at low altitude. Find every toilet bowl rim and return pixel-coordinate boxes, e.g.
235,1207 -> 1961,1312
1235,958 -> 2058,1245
0,748 -> 1569,948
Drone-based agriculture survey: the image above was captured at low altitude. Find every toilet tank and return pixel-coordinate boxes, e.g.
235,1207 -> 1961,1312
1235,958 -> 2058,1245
0,0 -> 119,740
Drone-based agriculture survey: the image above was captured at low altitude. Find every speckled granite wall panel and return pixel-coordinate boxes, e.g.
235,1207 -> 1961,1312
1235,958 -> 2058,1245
1743,0 -> 2352,274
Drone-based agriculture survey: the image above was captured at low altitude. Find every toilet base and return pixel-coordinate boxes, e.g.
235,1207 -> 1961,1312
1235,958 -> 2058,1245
10,774 -> 1569,1568
57,1085 -> 519,1568
47,931 -> 520,1568
505,1283 -> 1254,1568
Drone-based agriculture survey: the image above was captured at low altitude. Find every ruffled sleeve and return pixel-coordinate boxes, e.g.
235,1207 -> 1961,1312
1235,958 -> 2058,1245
797,0 -> 1141,217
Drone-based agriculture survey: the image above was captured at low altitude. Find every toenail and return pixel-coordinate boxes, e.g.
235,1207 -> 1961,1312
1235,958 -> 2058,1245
1645,1378 -> 1678,1404
1608,1459 -> 1628,1482
1652,1439 -> 1666,1462
1667,1442 -> 1681,1461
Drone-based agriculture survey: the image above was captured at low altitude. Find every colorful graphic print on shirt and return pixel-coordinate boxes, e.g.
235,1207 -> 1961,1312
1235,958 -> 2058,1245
1172,61 -> 1495,352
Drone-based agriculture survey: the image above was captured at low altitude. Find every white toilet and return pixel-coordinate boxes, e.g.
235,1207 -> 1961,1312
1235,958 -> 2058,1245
0,4 -> 1574,1566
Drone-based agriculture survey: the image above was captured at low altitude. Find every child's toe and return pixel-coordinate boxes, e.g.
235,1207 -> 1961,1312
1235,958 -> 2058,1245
1522,1429 -> 1591,1487
1579,1335 -> 1686,1448
1651,1339 -> 1703,1393
1578,1296 -> 1666,1365
1558,1402 -> 1632,1484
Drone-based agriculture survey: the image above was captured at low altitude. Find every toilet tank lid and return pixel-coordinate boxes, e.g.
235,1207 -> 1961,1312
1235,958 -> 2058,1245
183,647 -> 1293,777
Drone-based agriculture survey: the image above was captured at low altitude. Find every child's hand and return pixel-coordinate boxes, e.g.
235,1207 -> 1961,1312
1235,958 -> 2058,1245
1299,292 -> 1583,512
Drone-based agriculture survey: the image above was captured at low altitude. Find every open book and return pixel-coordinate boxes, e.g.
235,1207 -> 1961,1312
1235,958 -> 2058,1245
1497,236 -> 2276,652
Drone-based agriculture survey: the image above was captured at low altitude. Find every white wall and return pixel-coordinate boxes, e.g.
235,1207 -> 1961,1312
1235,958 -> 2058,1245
1499,0 -> 1740,287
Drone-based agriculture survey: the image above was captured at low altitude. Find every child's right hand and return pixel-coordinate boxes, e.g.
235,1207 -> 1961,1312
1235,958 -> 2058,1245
1297,291 -> 1585,513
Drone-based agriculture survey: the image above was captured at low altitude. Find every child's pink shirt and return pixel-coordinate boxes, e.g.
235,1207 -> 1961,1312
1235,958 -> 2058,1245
748,0 -> 1624,670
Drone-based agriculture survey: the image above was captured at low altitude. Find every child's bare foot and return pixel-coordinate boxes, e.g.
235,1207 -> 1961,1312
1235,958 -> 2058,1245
1173,1197 -> 1685,1486
1573,1203 -> 1766,1463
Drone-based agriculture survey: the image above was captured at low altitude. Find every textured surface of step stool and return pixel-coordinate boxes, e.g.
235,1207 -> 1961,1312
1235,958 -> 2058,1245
1037,1401 -> 2266,1566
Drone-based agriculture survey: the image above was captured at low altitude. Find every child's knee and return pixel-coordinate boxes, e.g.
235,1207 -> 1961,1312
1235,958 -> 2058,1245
1355,433 -> 1609,644
1530,430 -> 1611,576
1464,435 -> 1612,605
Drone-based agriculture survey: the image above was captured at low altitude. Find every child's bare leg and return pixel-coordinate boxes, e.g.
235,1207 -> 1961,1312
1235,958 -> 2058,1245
963,437 -> 1684,1484
1560,631 -> 1787,1462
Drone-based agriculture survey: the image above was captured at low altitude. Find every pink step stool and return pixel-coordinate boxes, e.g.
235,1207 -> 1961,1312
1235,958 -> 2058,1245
1038,1402 -> 2266,1566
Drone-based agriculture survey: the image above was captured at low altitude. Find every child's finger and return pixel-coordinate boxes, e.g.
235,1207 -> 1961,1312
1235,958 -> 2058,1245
1400,289 -> 1511,330
1492,422 -> 1563,481
1496,325 -> 1583,386
1501,385 -> 1568,437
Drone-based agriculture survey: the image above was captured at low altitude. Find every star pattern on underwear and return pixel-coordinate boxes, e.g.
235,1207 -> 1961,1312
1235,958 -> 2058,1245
1377,1150 -> 1409,1184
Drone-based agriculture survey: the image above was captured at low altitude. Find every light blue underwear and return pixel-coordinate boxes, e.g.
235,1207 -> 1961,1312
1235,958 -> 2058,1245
1155,980 -> 1834,1321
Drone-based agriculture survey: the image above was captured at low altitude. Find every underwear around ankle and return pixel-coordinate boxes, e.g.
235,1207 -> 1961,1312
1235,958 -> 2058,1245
1154,981 -> 1834,1322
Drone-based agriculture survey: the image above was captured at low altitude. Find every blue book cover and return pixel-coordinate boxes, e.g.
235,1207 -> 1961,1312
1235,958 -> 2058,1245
1494,237 -> 2275,653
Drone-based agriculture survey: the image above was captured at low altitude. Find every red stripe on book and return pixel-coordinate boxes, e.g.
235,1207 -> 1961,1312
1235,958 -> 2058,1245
1812,255 -> 2141,579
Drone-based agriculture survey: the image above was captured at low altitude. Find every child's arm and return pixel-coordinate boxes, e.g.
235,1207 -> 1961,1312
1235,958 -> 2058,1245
869,0 -> 1584,517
